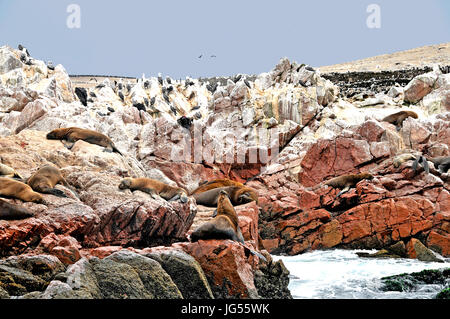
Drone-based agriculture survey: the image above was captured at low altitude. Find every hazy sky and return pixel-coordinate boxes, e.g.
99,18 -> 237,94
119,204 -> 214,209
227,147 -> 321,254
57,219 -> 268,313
0,0 -> 449,79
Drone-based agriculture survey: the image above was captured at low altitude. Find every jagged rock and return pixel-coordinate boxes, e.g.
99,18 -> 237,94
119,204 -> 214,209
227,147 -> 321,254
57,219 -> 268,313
404,71 -> 439,103
146,249 -> 214,299
104,250 -> 182,299
405,238 -> 444,262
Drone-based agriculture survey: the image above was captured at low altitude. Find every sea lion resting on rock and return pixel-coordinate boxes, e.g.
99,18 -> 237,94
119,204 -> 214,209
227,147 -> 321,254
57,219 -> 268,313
0,163 -> 23,180
193,185 -> 258,207
119,177 -> 188,203
27,164 -> 78,198
0,177 -> 44,203
393,153 -> 419,168
190,178 -> 245,195
46,127 -> 123,155
322,172 -> 374,197
0,199 -> 34,220
428,156 -> 450,173
190,190 -> 266,261
382,110 -> 418,128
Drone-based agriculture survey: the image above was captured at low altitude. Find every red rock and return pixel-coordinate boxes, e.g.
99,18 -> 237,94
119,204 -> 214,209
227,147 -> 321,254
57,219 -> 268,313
427,230 -> 450,257
178,240 -> 259,298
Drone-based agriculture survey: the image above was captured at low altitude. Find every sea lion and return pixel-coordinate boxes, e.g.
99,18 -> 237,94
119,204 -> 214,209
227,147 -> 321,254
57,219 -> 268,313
323,172 -> 374,197
46,127 -> 123,155
193,185 -> 258,207
0,163 -> 23,179
119,177 -> 188,203
0,177 -> 44,203
0,199 -> 34,220
382,110 -> 418,127
393,153 -> 418,168
412,155 -> 430,174
27,164 -> 77,198
428,156 -> 450,173
190,190 -> 266,261
190,179 -> 245,195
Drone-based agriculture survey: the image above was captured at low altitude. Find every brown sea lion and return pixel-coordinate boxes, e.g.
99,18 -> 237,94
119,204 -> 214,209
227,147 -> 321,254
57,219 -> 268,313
428,156 -> 450,173
119,177 -> 188,203
0,177 -> 44,203
382,110 -> 418,127
27,164 -> 77,198
46,127 -> 122,155
0,163 -> 23,180
190,190 -> 266,261
0,199 -> 34,220
193,185 -> 258,207
323,172 -> 374,197
190,179 -> 245,195
393,153 -> 418,168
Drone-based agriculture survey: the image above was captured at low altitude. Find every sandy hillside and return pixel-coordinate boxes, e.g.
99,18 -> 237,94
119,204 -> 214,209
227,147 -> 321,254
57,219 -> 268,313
319,42 -> 450,73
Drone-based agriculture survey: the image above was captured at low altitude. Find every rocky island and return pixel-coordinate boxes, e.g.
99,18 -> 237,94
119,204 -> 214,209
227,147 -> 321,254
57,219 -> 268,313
0,42 -> 449,299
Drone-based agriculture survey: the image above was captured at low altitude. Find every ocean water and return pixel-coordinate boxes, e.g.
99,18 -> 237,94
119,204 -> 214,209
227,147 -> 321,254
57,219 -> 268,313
273,249 -> 450,299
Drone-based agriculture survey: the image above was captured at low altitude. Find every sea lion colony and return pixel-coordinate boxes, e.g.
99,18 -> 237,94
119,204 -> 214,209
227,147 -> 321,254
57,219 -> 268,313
1,120 -> 447,252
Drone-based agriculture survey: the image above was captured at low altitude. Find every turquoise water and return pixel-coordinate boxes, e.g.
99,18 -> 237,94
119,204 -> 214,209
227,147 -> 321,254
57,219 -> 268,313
273,249 -> 450,299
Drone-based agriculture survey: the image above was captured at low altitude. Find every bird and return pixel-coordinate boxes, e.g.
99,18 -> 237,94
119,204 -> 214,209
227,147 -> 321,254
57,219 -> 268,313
150,96 -> 156,106
198,54 -> 203,59
170,104 -> 177,115
166,76 -> 172,85
158,73 -> 163,86
210,55 -> 217,58
163,93 -> 170,103
47,61 -> 55,70
244,78 -> 251,88
118,91 -> 125,101
233,74 -> 242,83
144,80 -> 150,89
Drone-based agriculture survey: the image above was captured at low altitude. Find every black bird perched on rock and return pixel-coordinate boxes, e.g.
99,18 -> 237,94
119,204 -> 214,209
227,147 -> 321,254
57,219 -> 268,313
299,80 -> 307,87
118,81 -> 123,91
191,105 -> 201,111
89,92 -> 97,98
305,65 -> 316,72
158,73 -> 163,86
233,74 -> 242,83
118,91 -> 125,101
144,80 -> 150,89
167,85 -> 174,94
95,84 -> 105,89
163,93 -> 170,103
170,105 -> 177,115
177,116 -> 193,129
107,107 -> 115,113
206,82 -> 218,93
150,96 -> 156,106
18,44 -> 30,56
133,103 -> 146,112
75,87 -> 88,106
244,78 -> 251,88
166,76 -> 172,85
47,61 -> 55,70
188,92 -> 195,100
144,97 -> 149,107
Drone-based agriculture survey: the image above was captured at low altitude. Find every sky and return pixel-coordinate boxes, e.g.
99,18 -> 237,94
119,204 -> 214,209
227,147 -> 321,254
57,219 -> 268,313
0,0 -> 449,79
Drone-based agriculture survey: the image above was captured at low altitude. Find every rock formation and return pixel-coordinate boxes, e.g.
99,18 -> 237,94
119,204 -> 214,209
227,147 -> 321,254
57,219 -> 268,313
0,43 -> 449,299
